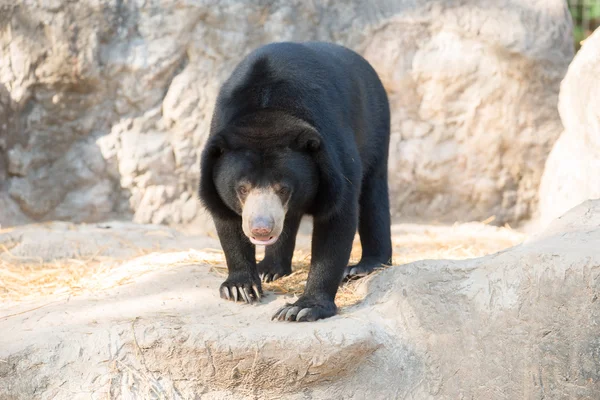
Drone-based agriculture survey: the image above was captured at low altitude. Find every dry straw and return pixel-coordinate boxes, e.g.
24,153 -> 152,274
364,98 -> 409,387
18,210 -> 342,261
0,222 -> 525,306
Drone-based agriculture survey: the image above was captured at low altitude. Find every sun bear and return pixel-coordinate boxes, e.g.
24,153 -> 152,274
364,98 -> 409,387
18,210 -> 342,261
199,41 -> 392,322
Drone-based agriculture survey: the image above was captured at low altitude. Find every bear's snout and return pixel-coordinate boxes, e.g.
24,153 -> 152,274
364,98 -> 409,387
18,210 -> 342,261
248,215 -> 279,245
241,187 -> 286,246
250,216 -> 274,239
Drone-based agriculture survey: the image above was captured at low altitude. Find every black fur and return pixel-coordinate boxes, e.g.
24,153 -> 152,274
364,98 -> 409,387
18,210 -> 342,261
199,41 -> 392,322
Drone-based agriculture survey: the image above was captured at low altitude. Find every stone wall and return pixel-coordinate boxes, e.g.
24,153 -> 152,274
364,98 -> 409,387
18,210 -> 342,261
0,0 -> 573,229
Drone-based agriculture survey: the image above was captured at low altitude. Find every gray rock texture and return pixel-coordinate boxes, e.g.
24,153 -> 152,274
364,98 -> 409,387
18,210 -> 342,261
1,200 -> 598,399
0,0 -> 573,229
538,27 -> 600,229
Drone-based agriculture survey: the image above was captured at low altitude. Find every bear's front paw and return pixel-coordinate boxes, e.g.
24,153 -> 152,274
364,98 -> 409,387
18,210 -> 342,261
219,272 -> 263,304
272,296 -> 337,322
343,258 -> 387,280
257,260 -> 292,283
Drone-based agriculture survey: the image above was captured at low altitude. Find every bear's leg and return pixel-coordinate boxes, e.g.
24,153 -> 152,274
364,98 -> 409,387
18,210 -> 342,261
272,208 -> 358,322
344,167 -> 392,278
257,214 -> 302,283
214,216 -> 263,303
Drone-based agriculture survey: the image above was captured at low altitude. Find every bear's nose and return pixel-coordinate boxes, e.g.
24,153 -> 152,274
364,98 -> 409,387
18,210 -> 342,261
250,217 -> 274,238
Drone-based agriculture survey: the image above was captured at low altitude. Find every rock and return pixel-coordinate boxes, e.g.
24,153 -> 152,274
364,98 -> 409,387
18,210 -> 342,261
0,84 -> 29,226
1,200 -> 599,399
0,0 -> 573,229
6,144 -> 32,177
538,27 -> 600,229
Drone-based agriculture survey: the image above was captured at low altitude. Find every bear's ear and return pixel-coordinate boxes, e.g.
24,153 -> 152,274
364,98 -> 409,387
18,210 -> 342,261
203,135 -> 227,158
293,124 -> 347,219
199,134 -> 237,219
293,124 -> 322,152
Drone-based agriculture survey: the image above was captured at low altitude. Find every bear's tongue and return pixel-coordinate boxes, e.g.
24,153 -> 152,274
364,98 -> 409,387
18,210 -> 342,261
250,236 -> 278,246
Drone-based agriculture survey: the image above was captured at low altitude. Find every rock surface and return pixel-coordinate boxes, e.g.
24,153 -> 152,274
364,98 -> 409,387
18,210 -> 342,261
0,0 -> 573,229
538,27 -> 600,229
1,200 -> 599,399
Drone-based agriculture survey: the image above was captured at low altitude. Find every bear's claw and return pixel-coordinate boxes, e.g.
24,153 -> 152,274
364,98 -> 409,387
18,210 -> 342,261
220,280 -> 262,304
272,297 -> 336,322
260,272 -> 284,283
343,260 -> 386,281
257,260 -> 291,283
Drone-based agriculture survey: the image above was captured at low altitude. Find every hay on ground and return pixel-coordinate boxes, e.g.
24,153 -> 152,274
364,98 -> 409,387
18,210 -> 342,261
0,224 -> 525,307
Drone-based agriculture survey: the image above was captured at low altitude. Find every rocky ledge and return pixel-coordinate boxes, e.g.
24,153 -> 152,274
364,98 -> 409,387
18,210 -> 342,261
1,201 -> 599,399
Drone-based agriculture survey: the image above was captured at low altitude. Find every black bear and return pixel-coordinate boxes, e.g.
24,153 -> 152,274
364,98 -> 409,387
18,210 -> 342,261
199,41 -> 392,322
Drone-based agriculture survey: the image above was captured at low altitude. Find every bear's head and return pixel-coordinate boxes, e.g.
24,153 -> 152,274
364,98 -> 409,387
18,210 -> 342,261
199,110 -> 344,245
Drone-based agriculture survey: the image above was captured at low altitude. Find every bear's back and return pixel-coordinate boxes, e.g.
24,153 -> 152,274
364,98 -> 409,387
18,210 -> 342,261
211,41 -> 390,171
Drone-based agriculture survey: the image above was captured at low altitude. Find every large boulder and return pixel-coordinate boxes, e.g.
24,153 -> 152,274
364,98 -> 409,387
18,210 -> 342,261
1,200 -> 599,399
538,27 -> 600,229
0,0 -> 573,229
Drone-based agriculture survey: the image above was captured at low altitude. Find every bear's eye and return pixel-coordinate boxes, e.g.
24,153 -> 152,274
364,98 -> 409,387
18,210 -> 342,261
278,187 -> 290,196
237,186 -> 249,196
